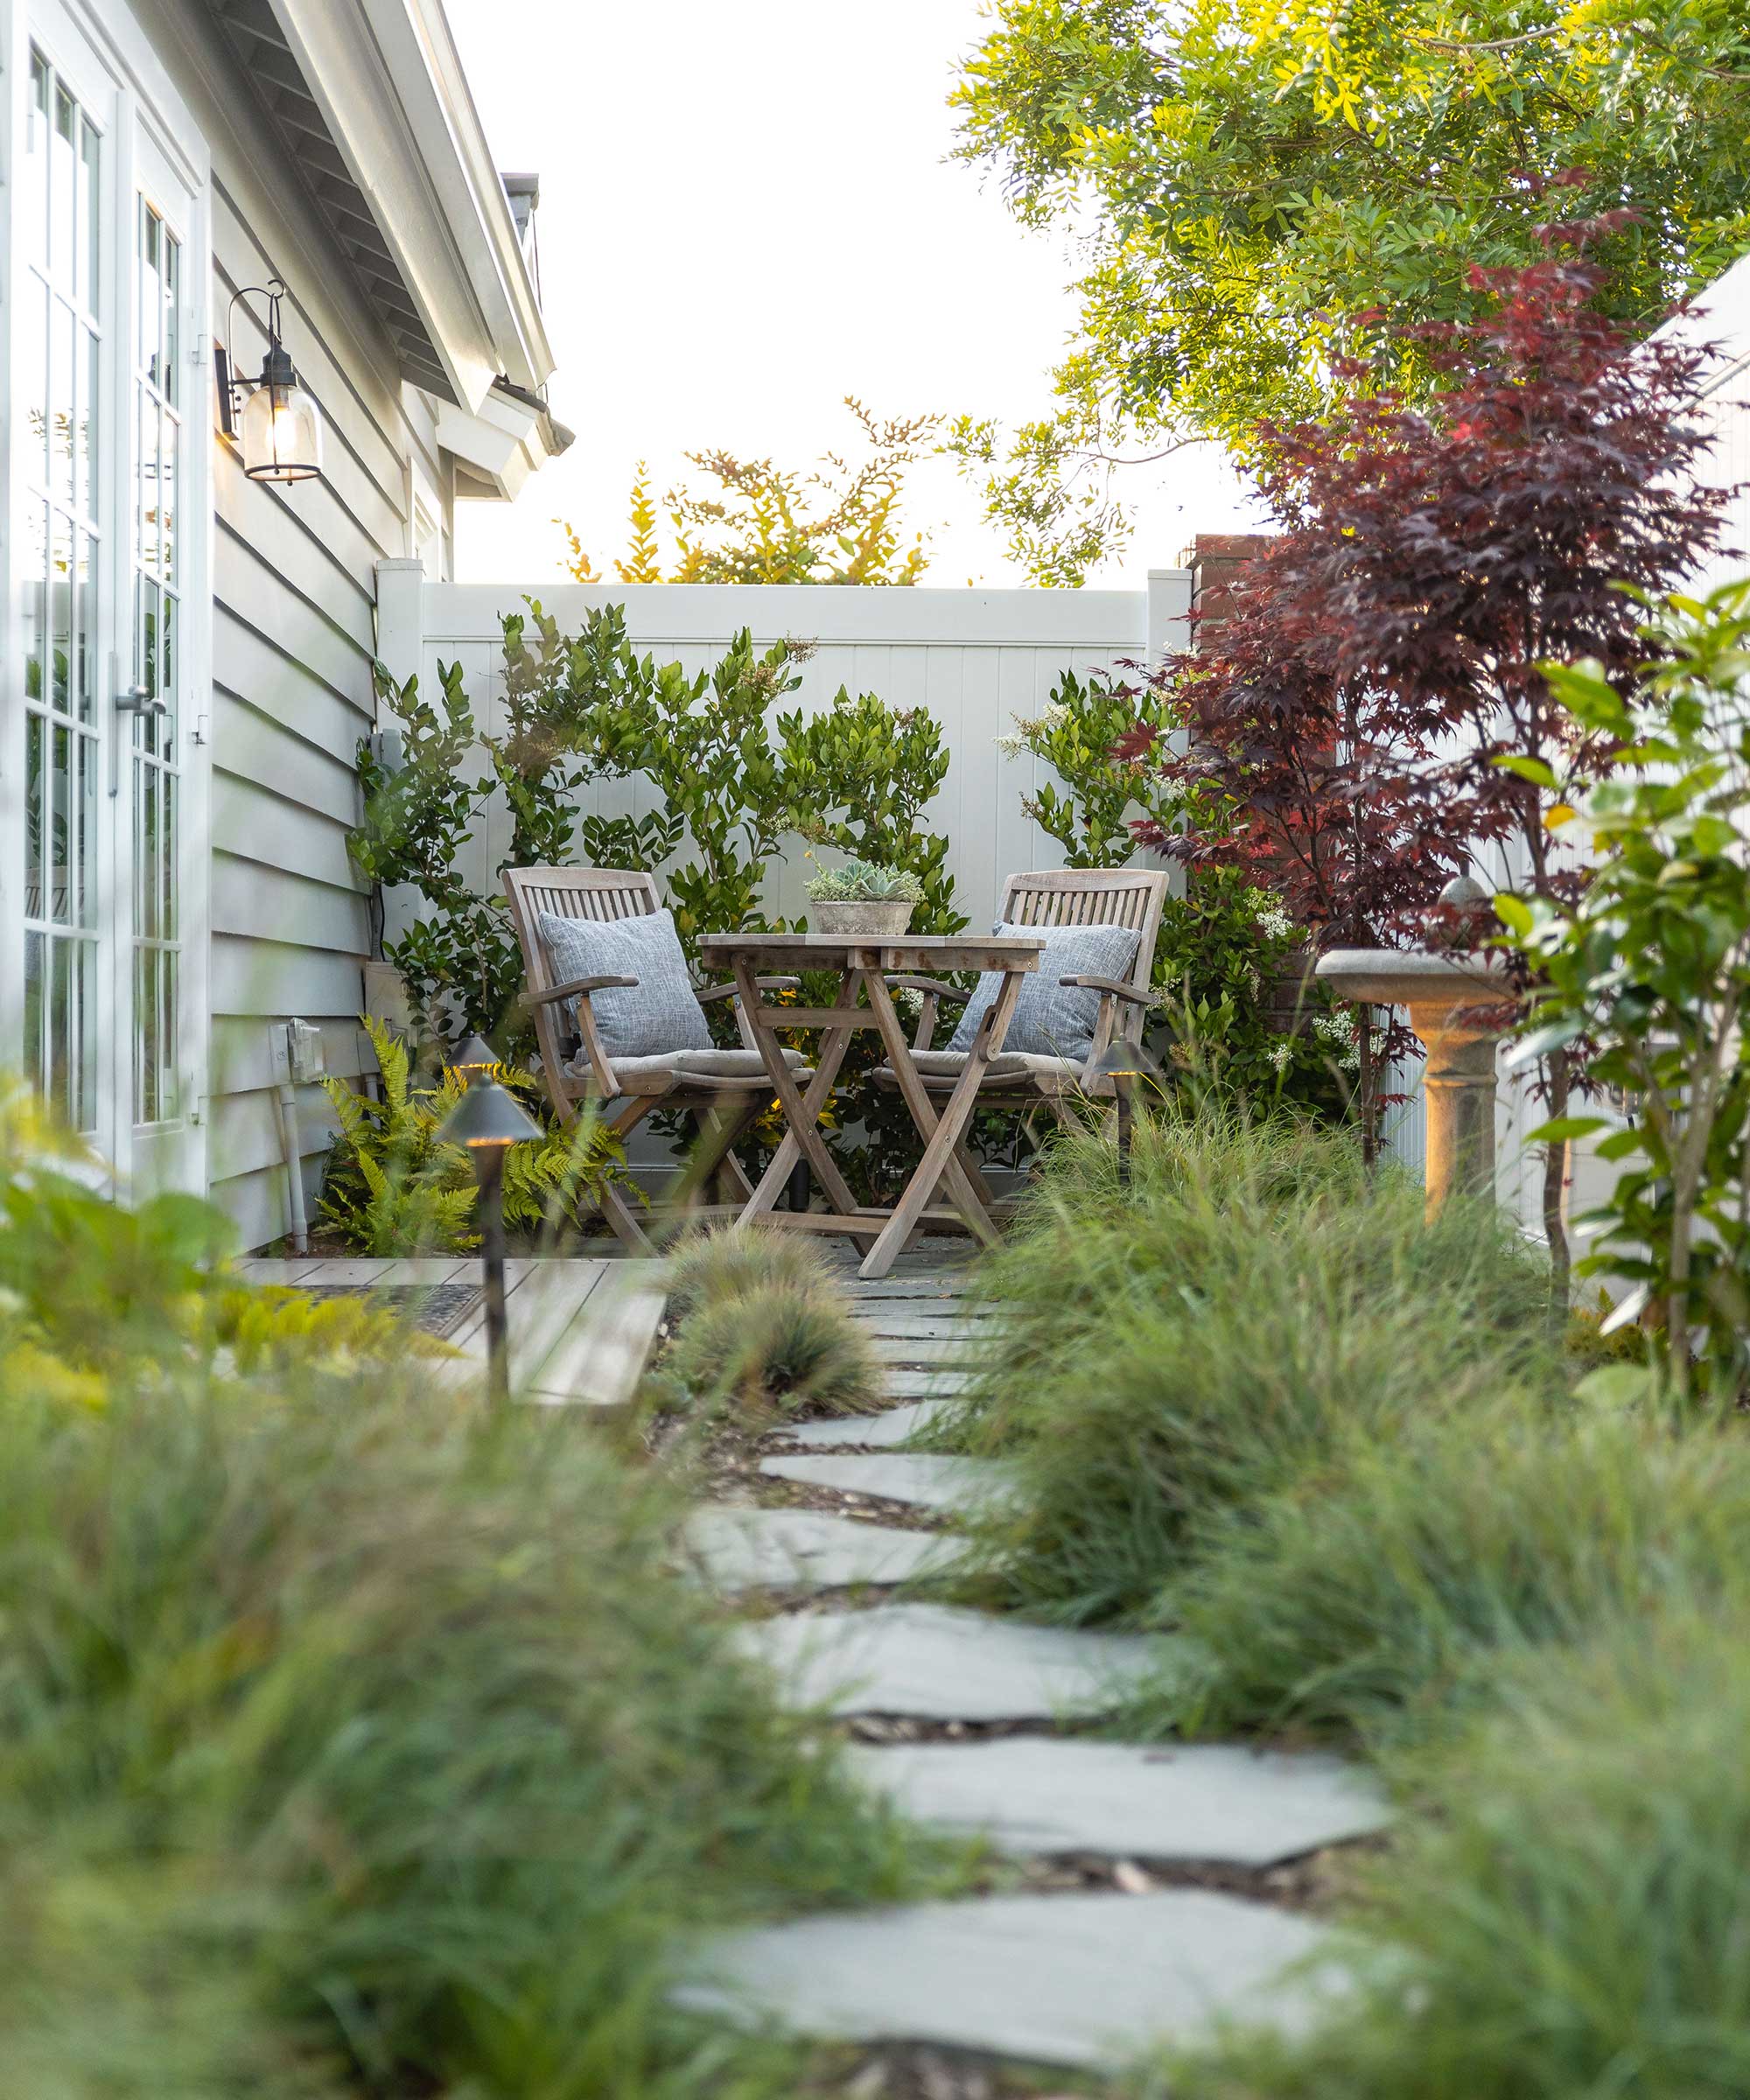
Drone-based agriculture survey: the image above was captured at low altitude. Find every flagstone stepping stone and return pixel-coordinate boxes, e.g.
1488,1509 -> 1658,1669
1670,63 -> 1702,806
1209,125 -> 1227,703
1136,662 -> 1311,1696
734,1603 -> 1172,1719
839,1279 -> 977,1303
844,1739 -> 1392,1866
760,1451 -> 1017,1516
850,1312 -> 1009,1342
867,1334 -> 996,1366
675,1888 -> 1345,2069
682,1507 -> 964,1592
772,1400 -> 948,1449
882,1368 -> 975,1400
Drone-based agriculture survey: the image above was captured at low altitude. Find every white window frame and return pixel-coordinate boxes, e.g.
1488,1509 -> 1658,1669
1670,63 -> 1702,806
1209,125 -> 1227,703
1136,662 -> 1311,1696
0,0 -> 213,1192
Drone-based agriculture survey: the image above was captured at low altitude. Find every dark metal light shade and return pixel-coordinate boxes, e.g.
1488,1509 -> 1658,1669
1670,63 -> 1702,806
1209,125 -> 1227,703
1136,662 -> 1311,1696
451,1034 -> 500,1080
437,1077 -> 542,1149
1089,1037 -> 1165,1084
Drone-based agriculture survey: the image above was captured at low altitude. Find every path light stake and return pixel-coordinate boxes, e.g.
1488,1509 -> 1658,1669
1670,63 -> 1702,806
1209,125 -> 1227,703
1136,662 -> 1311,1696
437,1080 -> 542,1402
1088,1039 -> 1165,1187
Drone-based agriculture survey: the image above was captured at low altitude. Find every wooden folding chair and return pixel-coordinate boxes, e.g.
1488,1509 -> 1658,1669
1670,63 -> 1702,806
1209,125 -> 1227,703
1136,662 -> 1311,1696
874,865 -> 1170,1150
504,867 -> 805,1252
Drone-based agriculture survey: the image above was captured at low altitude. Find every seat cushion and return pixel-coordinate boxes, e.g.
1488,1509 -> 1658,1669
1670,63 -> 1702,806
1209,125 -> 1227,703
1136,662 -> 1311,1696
880,1049 -> 1084,1091
945,920 -> 1143,1061
569,1045 -> 809,1091
537,906 -> 711,1058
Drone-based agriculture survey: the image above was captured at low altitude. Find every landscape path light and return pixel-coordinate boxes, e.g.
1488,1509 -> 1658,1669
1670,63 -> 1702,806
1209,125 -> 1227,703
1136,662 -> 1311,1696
1088,1037 -> 1165,1186
437,1079 -> 542,1402
450,1035 -> 500,1084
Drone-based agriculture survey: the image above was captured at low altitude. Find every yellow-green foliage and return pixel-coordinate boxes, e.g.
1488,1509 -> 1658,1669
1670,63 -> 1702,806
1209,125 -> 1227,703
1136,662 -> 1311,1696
0,1074 -> 436,1401
213,1284 -> 452,1376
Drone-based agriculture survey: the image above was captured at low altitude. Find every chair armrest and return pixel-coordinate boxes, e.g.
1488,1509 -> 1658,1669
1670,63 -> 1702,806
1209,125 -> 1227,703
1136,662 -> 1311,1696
885,975 -> 972,1003
696,976 -> 802,1004
1060,973 -> 1151,1005
520,973 -> 639,1012
886,974 -> 970,1054
522,975 -> 638,1096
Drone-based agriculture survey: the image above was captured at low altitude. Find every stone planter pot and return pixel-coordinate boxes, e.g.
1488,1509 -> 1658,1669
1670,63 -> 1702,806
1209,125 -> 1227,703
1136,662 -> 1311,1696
808,899 -> 916,938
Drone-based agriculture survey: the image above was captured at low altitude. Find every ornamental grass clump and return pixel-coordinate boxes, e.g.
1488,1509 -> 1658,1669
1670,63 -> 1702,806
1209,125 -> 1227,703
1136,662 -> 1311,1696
942,1109 -> 1555,1628
662,1224 -> 883,1422
665,1221 -> 837,1314
667,1283 -> 882,1422
1162,1403 -> 1750,1750
0,1368 -> 932,2096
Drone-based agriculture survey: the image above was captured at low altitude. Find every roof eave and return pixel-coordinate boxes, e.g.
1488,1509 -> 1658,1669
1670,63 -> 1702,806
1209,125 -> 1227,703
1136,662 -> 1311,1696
265,0 -> 554,414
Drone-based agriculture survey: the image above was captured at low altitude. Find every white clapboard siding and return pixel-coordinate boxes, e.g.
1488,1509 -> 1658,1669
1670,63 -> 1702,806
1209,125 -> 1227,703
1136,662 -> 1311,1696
395,576 -> 1194,941
132,0 -> 436,1251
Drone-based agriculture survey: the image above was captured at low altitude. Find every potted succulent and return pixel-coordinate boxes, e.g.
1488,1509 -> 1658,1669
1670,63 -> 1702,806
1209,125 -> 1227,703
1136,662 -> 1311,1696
803,857 -> 925,937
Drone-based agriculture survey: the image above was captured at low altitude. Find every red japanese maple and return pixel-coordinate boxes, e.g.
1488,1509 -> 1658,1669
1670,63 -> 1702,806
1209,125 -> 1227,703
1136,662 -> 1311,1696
1131,215 -> 1736,1270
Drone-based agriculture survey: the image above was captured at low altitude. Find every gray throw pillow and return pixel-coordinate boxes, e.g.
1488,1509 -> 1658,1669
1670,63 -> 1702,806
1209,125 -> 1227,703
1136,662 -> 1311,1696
536,906 -> 711,1059
946,919 -> 1143,1062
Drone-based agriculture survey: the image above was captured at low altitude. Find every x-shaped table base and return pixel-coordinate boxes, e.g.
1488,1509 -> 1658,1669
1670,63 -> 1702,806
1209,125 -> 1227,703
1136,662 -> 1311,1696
709,936 -> 1040,1279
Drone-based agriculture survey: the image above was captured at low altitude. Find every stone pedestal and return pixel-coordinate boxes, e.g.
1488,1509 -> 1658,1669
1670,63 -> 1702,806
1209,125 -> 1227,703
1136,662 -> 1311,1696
1314,949 -> 1510,1222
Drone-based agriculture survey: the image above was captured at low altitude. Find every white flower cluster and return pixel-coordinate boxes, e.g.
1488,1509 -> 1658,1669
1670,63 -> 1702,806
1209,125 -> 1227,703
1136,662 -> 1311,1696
1243,886 -> 1294,942
995,701 -> 1073,757
1268,1040 -> 1295,1074
1312,1011 -> 1362,1072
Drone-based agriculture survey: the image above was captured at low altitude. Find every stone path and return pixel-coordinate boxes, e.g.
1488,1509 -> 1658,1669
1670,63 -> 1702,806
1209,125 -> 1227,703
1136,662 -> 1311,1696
682,1244 -> 1385,2076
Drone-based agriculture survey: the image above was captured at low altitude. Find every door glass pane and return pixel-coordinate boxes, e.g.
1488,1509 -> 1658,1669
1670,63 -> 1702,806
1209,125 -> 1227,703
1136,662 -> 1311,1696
21,54 -> 101,1132
133,194 -> 182,1125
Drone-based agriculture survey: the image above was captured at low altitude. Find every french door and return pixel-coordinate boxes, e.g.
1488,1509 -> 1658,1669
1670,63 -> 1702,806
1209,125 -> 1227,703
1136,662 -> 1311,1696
10,0 -> 210,1193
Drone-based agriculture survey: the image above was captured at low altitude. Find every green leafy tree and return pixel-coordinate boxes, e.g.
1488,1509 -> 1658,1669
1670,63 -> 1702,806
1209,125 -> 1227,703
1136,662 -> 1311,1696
1497,581 -> 1750,1403
560,399 -> 942,586
950,0 -> 1750,580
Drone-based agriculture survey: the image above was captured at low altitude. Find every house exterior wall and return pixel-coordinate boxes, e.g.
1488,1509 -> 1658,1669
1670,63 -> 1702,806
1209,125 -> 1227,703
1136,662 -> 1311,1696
128,0 -> 447,1250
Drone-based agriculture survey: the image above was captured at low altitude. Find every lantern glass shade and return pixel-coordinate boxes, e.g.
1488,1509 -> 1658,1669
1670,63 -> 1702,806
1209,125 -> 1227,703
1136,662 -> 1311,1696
240,371 -> 323,482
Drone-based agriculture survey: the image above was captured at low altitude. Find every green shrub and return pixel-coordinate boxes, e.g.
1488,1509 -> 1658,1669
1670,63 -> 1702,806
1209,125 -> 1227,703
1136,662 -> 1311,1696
666,1282 -> 883,1422
665,1222 -> 838,1315
941,1110 -> 1556,1627
0,1371 -> 936,2095
1150,1606 -> 1750,2100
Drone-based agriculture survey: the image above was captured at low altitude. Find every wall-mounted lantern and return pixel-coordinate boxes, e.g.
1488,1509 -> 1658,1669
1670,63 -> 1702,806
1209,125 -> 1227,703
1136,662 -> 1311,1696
215,276 -> 324,484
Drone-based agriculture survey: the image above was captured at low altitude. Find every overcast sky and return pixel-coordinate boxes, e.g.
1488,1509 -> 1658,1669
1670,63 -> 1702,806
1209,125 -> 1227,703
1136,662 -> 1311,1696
444,0 -> 1262,589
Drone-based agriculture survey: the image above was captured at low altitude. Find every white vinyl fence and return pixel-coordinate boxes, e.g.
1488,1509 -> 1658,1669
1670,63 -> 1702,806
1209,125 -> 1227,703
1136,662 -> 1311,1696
374,570 -> 1194,937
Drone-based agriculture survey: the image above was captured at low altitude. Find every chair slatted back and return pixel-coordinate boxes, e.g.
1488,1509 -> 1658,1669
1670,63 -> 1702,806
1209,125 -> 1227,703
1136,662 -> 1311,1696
998,868 -> 1170,1042
503,866 -> 662,1096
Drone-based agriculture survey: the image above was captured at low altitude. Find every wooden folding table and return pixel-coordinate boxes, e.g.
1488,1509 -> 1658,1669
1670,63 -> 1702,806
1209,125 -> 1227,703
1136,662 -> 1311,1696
696,932 -> 1044,1279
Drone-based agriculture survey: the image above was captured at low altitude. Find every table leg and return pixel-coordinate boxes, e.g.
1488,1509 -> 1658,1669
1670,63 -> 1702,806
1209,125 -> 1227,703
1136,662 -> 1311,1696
859,965 -> 1020,1277
732,962 -> 872,1233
